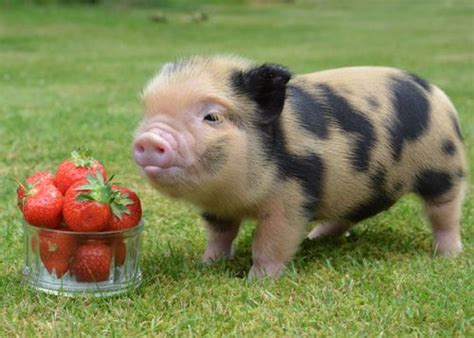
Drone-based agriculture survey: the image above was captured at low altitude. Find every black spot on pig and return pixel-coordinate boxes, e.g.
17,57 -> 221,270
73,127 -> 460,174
450,114 -> 463,142
231,63 -> 291,125
365,96 -> 380,109
202,212 -> 237,232
406,72 -> 431,92
317,84 -> 376,172
442,139 -> 456,155
345,168 -> 395,223
232,65 -> 324,218
200,138 -> 229,174
392,181 -> 404,194
287,85 -> 330,139
285,154 -> 325,216
414,170 -> 453,201
262,116 -> 325,218
388,76 -> 430,161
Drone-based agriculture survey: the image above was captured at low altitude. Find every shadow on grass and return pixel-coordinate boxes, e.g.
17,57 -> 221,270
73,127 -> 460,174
299,226 -> 428,260
139,224 -> 431,284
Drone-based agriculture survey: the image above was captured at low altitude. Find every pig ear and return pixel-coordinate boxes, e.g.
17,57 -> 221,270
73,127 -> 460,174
237,64 -> 291,124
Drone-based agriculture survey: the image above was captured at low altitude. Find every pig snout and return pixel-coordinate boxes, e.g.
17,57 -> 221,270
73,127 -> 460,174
133,129 -> 177,170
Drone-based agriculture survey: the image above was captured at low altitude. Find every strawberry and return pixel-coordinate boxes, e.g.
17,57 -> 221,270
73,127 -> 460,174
32,231 -> 77,258
31,231 -> 77,278
43,257 -> 71,279
63,174 -> 114,232
71,242 -> 112,282
21,184 -> 63,229
16,171 -> 56,211
23,171 -> 55,187
55,149 -> 106,195
109,237 -> 126,266
115,240 -> 126,266
95,236 -> 126,266
106,185 -> 142,231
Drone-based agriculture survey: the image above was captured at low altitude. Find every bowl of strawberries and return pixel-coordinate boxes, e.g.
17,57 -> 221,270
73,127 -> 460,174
18,149 -> 143,297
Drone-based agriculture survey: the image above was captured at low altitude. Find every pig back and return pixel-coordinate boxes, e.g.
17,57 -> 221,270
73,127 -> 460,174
280,66 -> 465,222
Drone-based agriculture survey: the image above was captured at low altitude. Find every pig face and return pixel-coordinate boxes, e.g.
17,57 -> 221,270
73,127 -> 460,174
133,75 -> 249,200
134,57 -> 293,211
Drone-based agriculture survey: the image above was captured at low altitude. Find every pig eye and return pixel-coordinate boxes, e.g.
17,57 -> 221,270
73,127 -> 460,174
203,113 -> 221,124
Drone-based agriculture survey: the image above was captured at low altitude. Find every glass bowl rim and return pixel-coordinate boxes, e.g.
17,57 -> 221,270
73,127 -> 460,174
22,219 -> 144,236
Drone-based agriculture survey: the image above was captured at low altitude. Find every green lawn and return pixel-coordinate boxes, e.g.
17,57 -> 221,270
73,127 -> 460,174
1,0 -> 473,335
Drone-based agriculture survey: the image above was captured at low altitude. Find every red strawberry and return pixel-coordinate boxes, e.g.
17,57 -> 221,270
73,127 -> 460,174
106,185 -> 142,231
31,231 -> 77,278
115,241 -> 126,266
21,184 -> 63,229
16,171 -> 56,211
27,171 -> 55,185
109,238 -> 126,266
55,149 -> 106,195
63,174 -> 114,232
36,231 -> 77,259
43,257 -> 71,278
71,242 -> 112,282
96,236 -> 127,266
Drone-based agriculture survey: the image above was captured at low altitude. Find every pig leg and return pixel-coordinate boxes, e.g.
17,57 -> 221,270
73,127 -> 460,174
248,199 -> 307,280
202,213 -> 241,263
424,187 -> 464,257
307,221 -> 352,240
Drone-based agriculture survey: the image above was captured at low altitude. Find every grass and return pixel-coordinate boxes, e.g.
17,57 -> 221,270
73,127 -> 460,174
1,0 -> 473,335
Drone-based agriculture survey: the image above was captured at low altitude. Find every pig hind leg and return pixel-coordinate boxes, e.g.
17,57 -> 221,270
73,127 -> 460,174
424,185 -> 464,257
307,221 -> 352,240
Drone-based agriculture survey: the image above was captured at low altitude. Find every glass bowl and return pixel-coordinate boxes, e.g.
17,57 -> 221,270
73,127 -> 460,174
22,221 -> 144,297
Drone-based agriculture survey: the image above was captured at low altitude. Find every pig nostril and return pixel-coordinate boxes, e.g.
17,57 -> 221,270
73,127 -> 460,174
156,146 -> 165,154
136,145 -> 145,153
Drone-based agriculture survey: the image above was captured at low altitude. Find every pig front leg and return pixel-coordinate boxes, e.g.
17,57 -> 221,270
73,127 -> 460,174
202,212 -> 241,263
248,198 -> 308,280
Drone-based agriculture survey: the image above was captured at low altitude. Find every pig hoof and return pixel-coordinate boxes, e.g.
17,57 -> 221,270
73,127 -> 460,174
202,247 -> 233,264
434,229 -> 462,257
307,222 -> 350,240
247,262 -> 285,280
436,243 -> 462,257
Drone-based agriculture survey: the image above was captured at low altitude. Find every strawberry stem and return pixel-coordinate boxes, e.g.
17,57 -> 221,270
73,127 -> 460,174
11,176 -> 36,207
74,173 -> 135,219
76,172 -> 115,205
110,189 -> 133,218
11,176 -> 26,191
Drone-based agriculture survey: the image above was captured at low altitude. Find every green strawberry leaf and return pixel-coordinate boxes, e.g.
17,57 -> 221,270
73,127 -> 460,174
97,171 -> 104,185
12,177 -> 28,208
76,183 -> 95,190
12,177 -> 37,202
111,203 -> 131,218
121,197 -> 133,206
86,173 -> 97,183
76,193 -> 96,202
71,148 -> 95,167
108,187 -> 136,218
11,177 -> 26,191
105,174 -> 115,184
73,172 -> 118,205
